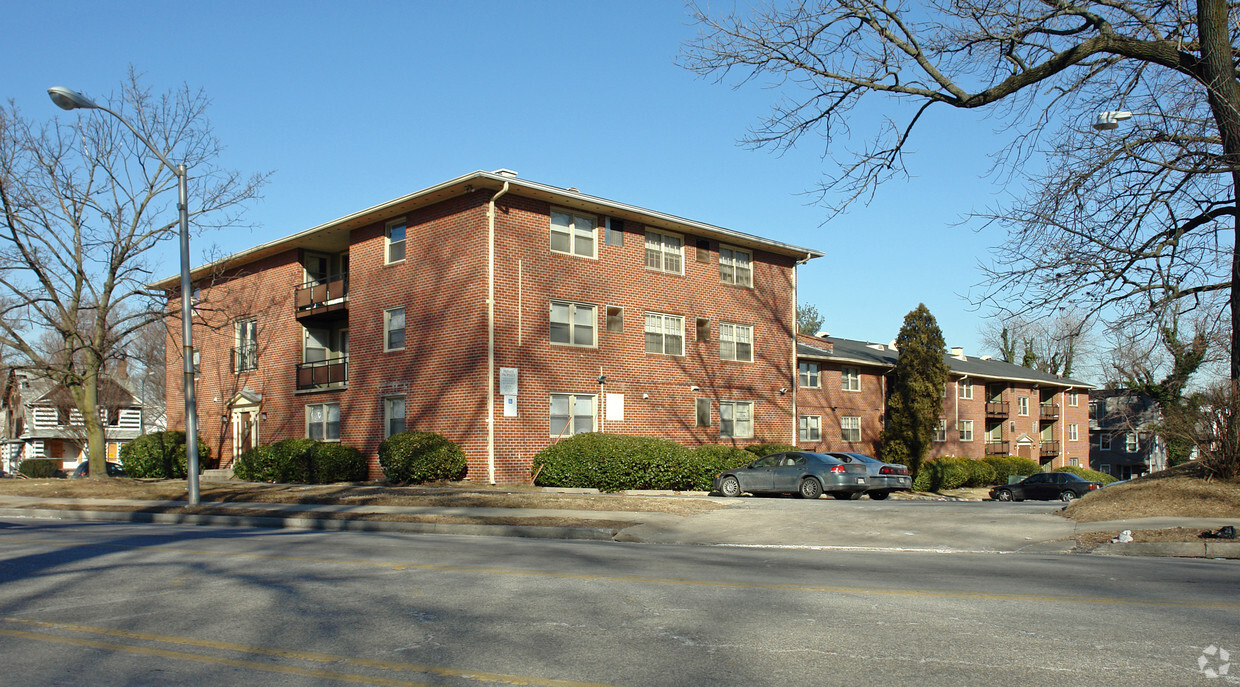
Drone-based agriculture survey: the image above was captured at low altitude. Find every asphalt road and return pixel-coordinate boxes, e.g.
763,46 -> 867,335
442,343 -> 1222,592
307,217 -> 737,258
1,519 -> 1238,686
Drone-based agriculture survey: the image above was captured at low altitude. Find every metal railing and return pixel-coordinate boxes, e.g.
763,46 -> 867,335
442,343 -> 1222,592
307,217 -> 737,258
295,356 -> 348,390
295,272 -> 349,315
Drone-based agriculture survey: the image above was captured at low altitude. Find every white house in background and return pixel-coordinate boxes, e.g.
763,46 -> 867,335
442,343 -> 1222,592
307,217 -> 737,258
0,369 -> 145,474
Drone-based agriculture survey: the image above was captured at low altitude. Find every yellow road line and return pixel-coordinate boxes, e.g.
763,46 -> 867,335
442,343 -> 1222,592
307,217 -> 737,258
0,618 -> 617,687
3,534 -> 1238,609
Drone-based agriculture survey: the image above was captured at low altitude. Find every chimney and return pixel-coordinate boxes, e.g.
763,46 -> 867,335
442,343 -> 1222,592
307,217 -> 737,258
951,347 -> 965,359
493,168 -> 518,178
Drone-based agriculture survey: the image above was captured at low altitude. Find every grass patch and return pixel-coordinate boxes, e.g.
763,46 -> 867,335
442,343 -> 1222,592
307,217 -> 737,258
0,479 -> 722,516
1072,527 -> 1218,552
1062,471 -> 1240,522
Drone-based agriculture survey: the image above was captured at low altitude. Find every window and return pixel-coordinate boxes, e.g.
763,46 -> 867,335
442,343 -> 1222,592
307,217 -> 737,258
799,415 -> 822,442
385,219 -> 406,263
550,209 -> 596,258
959,419 -> 974,442
550,300 -> 596,347
384,396 -> 405,438
1100,434 -> 1111,450
606,306 -> 623,333
719,245 -> 753,287
550,393 -> 595,437
645,230 -> 683,274
306,403 -> 340,441
959,380 -> 973,399
720,401 -> 754,439
384,307 -> 405,351
644,312 -> 684,355
1069,424 -> 1079,441
1069,457 -> 1080,467
986,422 -> 1003,443
1017,397 -> 1029,416
841,366 -> 861,392
696,317 -> 710,342
695,398 -> 710,427
235,317 -> 257,372
695,238 -> 710,263
605,217 -> 624,246
1125,433 -> 1139,453
934,420 -> 947,442
1068,391 -> 1079,407
841,416 -> 861,442
719,322 -> 753,362
799,361 -> 820,388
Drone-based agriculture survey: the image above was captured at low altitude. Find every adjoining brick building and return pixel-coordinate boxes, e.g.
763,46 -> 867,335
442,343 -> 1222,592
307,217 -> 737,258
154,170 -> 823,483
794,335 -> 1093,469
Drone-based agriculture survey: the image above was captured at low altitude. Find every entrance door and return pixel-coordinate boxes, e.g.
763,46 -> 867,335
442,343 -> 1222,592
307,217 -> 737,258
232,408 -> 259,460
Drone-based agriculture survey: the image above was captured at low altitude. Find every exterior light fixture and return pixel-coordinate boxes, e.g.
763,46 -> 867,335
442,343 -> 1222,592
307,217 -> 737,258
1093,110 -> 1133,130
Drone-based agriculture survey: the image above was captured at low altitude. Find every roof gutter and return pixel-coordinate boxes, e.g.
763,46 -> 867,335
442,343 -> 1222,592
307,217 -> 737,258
486,181 -> 510,485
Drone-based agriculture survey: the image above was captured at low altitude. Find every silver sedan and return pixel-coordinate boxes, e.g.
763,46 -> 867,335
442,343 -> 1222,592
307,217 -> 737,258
714,451 -> 869,499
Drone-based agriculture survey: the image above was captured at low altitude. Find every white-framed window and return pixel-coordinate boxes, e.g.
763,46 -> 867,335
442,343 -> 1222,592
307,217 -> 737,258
959,380 -> 973,400
550,393 -> 596,437
644,312 -> 684,356
842,366 -> 861,392
959,419 -> 974,442
720,400 -> 754,439
384,396 -> 405,438
1100,434 -> 1111,450
550,209 -> 596,258
1017,397 -> 1029,416
1069,424 -> 1079,441
719,245 -> 753,287
799,361 -> 820,388
644,229 -> 683,274
550,300 -> 596,347
384,307 -> 405,351
1069,457 -> 1080,467
719,322 -> 753,362
1068,391 -> 1079,407
306,402 -> 340,441
235,317 -> 258,372
695,398 -> 710,427
1125,433 -> 1139,453
385,218 -> 406,264
799,415 -> 822,442
841,416 -> 862,443
934,420 -> 947,442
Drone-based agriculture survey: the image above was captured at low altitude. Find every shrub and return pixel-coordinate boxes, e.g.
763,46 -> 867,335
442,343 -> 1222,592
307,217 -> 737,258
744,442 -> 798,457
533,433 -> 698,492
981,455 -> 1042,485
1055,465 -> 1118,485
18,459 -> 58,478
233,439 -> 363,484
379,431 -> 467,484
691,444 -> 758,491
120,431 -> 213,479
912,456 -> 995,491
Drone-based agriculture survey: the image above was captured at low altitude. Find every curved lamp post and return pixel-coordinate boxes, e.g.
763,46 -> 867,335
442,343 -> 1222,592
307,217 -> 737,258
48,86 -> 201,506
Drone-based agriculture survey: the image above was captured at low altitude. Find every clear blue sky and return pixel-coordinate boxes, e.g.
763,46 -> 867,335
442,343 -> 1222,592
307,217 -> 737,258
6,1 -> 1017,358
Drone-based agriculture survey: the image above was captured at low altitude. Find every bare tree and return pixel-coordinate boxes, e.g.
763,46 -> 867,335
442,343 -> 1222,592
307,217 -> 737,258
0,71 -> 266,478
682,0 -> 1240,379
980,312 -> 1091,376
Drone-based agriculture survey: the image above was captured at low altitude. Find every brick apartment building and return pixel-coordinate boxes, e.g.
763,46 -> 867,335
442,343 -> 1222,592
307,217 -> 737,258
154,170 -> 823,483
795,335 -> 1093,469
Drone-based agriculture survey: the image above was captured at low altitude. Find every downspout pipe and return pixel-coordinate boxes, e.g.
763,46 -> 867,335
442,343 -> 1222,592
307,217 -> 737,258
487,181 -> 510,484
792,252 -> 813,445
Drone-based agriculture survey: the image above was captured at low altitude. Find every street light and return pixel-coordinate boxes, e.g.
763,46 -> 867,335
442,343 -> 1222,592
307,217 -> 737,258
1092,110 -> 1134,130
48,86 -> 201,506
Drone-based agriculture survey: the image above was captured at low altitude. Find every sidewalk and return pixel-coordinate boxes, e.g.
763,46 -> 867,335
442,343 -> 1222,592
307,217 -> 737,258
0,493 -> 1237,558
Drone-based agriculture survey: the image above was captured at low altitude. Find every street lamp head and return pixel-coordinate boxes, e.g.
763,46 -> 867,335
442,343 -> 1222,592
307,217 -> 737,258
47,86 -> 99,111
1093,110 -> 1133,131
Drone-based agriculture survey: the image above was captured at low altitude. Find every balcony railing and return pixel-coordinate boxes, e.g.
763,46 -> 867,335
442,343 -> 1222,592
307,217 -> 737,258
295,356 -> 348,390
1041,440 -> 1061,456
985,401 -> 1008,417
295,273 -> 349,318
984,441 -> 1009,456
1040,403 -> 1060,420
231,343 -> 258,373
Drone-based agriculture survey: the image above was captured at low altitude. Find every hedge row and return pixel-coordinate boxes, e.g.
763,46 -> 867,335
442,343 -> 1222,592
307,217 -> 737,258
120,431 -> 213,479
17,459 -> 58,478
378,431 -> 467,484
234,438 -> 366,484
532,433 -> 756,492
1055,465 -> 1119,485
912,455 -> 1043,491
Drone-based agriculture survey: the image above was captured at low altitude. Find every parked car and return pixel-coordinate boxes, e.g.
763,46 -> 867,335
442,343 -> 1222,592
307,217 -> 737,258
70,461 -> 126,478
989,472 -> 1100,502
714,451 -> 869,499
826,452 -> 912,499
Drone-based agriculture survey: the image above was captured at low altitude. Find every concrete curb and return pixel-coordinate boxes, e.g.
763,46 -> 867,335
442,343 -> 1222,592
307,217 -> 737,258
1091,541 -> 1240,559
0,507 -> 621,542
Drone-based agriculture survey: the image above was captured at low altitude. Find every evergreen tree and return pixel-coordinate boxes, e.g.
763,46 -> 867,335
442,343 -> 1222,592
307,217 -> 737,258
880,305 -> 950,476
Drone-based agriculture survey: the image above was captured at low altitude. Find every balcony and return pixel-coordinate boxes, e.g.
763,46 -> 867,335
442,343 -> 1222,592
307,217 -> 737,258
295,273 -> 349,320
984,441 -> 1009,456
231,343 -> 258,373
985,401 -> 1008,417
1041,440 -> 1061,456
1040,403 -> 1060,420
296,356 -> 348,391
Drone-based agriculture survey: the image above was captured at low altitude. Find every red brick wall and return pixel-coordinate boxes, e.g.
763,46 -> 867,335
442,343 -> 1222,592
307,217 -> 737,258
794,360 -> 885,455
